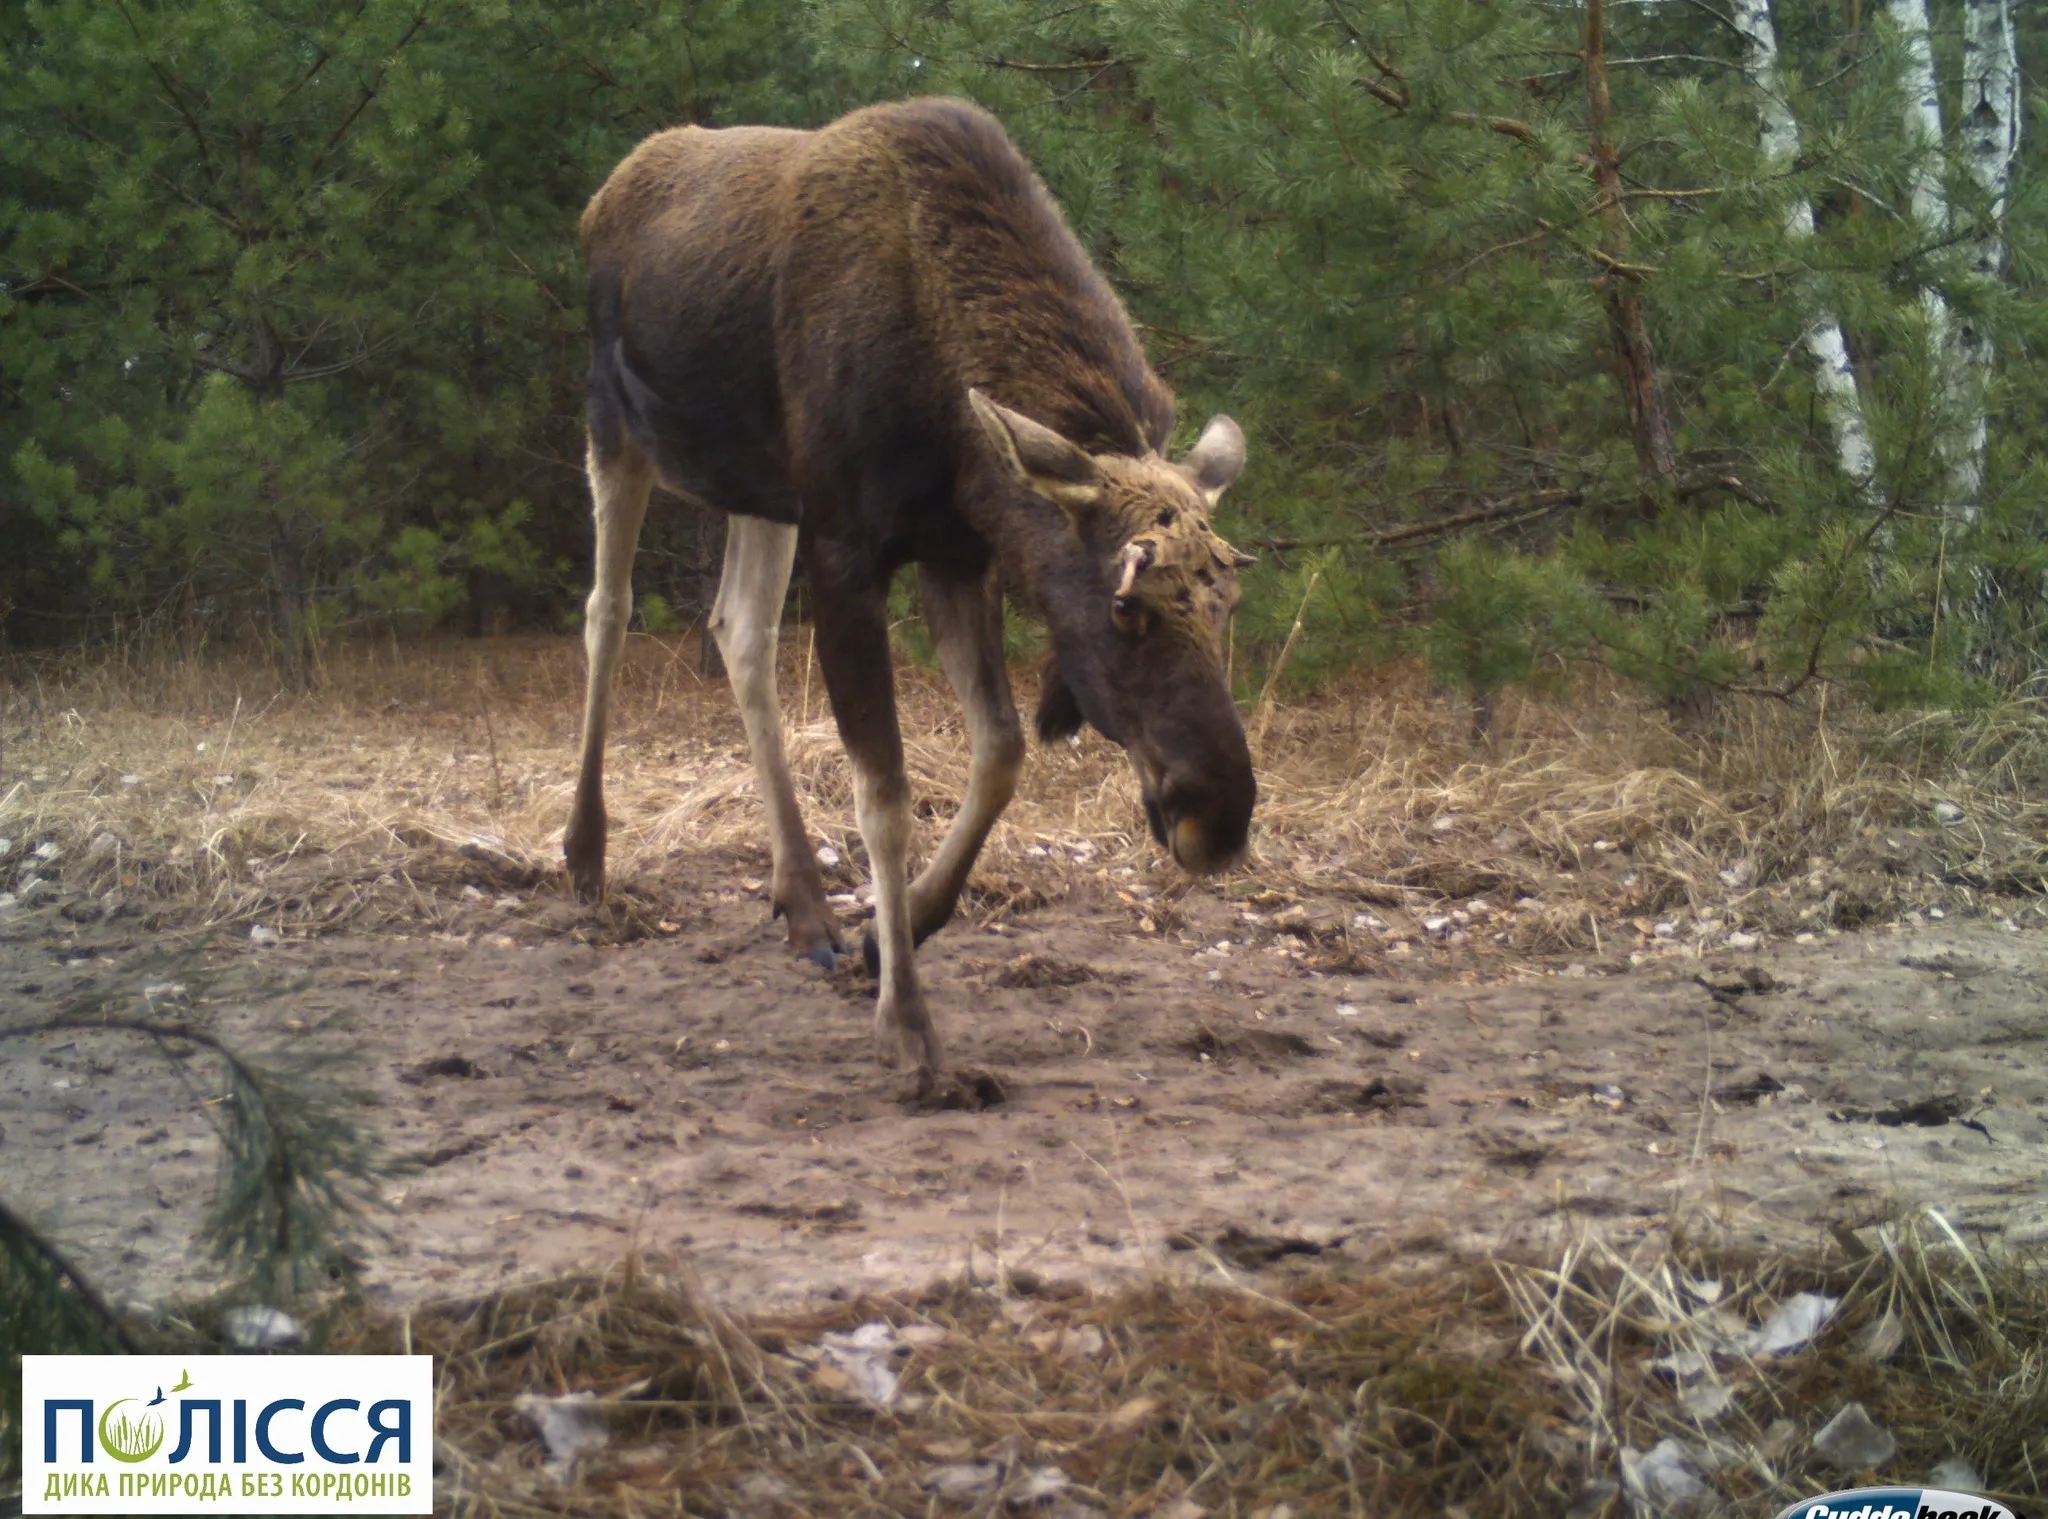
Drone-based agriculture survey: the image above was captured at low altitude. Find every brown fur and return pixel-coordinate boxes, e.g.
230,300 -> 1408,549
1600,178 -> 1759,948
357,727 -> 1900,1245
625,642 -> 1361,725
570,98 -> 1256,1069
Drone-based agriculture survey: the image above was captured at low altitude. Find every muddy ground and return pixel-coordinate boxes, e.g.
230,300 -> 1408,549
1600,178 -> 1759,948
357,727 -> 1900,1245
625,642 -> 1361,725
5,846 -> 2045,1315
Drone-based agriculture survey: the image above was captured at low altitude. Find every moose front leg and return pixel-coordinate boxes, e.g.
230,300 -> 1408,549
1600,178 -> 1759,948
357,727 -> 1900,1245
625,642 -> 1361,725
853,762 -> 943,1072
811,572 -> 943,1072
863,565 -> 1023,972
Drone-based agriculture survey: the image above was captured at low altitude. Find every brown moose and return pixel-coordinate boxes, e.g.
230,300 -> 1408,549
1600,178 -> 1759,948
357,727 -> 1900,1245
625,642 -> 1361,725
566,98 -> 1257,1073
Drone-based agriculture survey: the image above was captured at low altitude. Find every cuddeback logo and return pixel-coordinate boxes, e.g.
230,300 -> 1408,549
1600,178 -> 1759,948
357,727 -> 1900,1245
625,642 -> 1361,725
23,1355 -> 433,1515
1775,1489 -> 2027,1519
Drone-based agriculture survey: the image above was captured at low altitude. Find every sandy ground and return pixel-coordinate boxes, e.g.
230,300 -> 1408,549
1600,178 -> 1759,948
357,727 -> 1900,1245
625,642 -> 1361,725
5,843 -> 2045,1316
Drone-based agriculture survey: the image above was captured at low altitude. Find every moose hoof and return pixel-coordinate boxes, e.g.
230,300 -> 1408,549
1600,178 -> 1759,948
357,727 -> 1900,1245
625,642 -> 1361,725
569,867 -> 605,905
797,939 -> 843,972
874,1013 -> 942,1075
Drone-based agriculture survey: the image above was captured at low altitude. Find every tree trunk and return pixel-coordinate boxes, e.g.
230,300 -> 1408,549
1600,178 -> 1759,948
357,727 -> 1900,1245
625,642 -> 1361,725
1955,0 -> 2019,507
1583,0 -> 1678,489
1885,0 -> 1970,519
1730,0 -> 1880,498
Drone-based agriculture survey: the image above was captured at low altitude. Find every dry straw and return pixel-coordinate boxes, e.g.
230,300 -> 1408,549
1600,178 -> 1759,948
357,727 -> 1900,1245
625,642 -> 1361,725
2,634 -> 2044,947
319,1212 -> 2044,1516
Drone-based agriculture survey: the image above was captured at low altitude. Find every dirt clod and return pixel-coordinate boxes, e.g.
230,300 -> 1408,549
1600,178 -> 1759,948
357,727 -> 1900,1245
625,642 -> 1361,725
1181,1023 -> 1322,1063
1311,1076 -> 1426,1114
1828,1094 -> 1975,1129
990,954 -> 1112,989
400,1054 -> 483,1083
903,1066 -> 1008,1113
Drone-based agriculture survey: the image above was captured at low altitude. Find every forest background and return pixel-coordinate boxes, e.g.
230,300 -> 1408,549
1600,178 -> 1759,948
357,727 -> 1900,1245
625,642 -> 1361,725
2,0 -> 2040,711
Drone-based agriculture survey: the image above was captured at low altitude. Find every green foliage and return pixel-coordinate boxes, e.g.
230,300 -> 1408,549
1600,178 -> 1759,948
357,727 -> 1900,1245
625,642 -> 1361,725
636,591 -> 680,634
808,0 -> 2048,703
1,0 -> 815,667
1417,540 -> 1586,702
5,0 -> 2043,704
2,1198 -> 137,1495
1,977 -> 392,1495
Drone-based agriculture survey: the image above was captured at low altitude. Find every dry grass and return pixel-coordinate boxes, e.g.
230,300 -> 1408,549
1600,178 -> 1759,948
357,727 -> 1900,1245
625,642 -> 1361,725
2,632 -> 2045,952
9,639 -> 2046,1513
314,1213 -> 2044,1517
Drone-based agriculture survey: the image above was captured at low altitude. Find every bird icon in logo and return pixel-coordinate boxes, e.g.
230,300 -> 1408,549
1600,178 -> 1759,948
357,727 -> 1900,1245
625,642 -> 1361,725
147,1387 -> 165,1407
172,1370 -> 194,1393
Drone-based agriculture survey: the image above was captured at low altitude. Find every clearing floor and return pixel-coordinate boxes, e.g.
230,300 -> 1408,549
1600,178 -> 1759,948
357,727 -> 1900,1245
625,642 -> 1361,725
5,858 -> 2045,1314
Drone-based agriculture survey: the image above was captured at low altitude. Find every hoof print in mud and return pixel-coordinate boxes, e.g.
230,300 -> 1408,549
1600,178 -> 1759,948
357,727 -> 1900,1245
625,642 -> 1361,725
1473,1131 -> 1553,1172
734,1198 -> 865,1233
1167,1224 -> 1336,1270
987,953 -> 1118,990
399,1054 -> 484,1084
901,1067 -> 1007,1113
1309,1076 -> 1425,1114
1182,1022 -> 1322,1063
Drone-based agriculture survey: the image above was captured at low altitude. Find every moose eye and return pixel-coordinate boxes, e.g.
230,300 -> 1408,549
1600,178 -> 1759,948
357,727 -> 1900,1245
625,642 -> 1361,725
1111,593 -> 1145,633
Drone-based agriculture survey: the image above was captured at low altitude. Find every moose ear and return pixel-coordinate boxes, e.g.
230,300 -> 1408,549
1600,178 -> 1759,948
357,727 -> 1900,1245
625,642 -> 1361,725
969,390 -> 1102,511
1181,414 -> 1246,504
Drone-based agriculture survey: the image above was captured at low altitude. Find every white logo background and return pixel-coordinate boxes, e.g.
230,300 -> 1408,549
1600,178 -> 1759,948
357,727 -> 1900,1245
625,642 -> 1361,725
23,1355 -> 433,1515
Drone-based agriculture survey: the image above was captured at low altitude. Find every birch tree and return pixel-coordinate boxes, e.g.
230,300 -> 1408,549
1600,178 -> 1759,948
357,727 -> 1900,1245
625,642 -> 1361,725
1885,0 -> 1972,521
1730,0 -> 1880,499
1955,0 -> 2021,506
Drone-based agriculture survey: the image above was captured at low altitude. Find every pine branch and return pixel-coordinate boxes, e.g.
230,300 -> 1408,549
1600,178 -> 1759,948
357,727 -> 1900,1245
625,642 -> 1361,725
0,1196 -> 141,1355
306,4 -> 434,184
110,0 -> 216,173
4,1004 -> 391,1300
1256,489 -> 1583,552
1445,112 -> 1539,142
1255,473 -> 1763,555
984,56 -> 1126,73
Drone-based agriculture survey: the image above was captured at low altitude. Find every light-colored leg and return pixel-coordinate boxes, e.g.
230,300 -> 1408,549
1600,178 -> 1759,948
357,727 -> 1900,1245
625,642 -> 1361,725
807,571 -> 943,1070
863,567 -> 1023,969
709,516 -> 842,967
855,763 -> 943,1072
565,440 -> 655,902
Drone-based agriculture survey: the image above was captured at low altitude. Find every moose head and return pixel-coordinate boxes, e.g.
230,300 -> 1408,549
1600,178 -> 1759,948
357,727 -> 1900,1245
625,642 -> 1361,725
970,389 -> 1257,874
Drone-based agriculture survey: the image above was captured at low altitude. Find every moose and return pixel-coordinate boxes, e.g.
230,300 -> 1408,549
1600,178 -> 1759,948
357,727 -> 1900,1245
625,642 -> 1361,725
566,98 -> 1258,1074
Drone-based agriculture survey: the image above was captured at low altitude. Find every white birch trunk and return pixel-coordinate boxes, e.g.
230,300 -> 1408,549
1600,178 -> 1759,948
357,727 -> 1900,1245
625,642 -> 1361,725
1729,0 -> 1879,496
1885,0 -> 1970,521
1955,0 -> 2020,508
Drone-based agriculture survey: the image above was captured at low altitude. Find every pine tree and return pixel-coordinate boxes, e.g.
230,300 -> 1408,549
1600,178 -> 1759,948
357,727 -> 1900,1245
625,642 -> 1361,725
6,0 -> 2039,701
0,0 -> 817,670
808,0 -> 2044,705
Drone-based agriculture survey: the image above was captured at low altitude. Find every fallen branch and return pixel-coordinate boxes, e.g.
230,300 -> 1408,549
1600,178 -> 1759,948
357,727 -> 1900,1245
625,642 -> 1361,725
985,55 -> 1124,73
1253,470 -> 1765,557
1445,111 -> 1540,142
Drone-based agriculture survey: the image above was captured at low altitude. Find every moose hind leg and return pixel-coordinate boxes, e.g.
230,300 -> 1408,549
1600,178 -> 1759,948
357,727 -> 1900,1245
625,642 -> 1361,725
565,438 -> 654,902
863,566 -> 1023,972
708,516 -> 843,968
